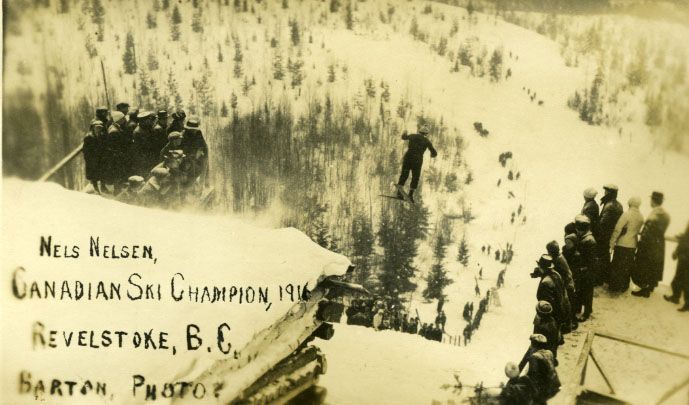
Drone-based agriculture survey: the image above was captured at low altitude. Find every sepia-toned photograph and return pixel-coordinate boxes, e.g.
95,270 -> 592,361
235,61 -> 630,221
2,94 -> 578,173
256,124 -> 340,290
2,0 -> 689,403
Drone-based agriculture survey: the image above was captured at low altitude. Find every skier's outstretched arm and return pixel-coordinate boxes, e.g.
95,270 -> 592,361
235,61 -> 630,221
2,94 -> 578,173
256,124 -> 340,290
428,141 -> 438,158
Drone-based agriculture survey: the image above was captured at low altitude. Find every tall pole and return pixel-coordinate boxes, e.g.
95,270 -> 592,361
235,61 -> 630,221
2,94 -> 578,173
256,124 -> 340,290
100,59 -> 111,109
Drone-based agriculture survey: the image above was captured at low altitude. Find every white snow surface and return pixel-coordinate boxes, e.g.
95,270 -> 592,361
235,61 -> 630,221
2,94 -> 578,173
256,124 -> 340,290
3,3 -> 689,405
316,5 -> 689,405
1,179 -> 351,404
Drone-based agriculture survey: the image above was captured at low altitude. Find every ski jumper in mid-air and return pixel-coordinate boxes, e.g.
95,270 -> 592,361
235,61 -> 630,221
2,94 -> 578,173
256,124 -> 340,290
396,124 -> 437,203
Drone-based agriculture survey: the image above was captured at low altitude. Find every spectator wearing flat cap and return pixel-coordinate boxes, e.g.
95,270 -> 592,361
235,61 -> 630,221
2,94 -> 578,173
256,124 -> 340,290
117,175 -> 144,205
633,192 -> 671,297
132,111 -> 157,177
104,111 -> 129,192
518,334 -> 561,404
125,108 -> 139,139
532,255 -> 565,330
140,150 -> 186,207
116,102 -> 130,117
581,187 -> 600,239
598,184 -> 624,285
533,301 -> 560,360
83,106 -> 108,194
573,214 -> 597,321
180,116 -> 209,184
151,110 -> 170,160
546,241 -> 573,333
608,197 -> 644,292
167,109 -> 186,135
159,131 -> 183,162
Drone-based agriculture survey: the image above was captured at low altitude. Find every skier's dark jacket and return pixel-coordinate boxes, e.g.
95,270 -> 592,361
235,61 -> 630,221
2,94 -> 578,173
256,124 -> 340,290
402,133 -> 437,160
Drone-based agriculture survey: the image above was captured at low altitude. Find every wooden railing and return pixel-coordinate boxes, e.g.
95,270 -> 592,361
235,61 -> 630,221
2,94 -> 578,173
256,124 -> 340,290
38,143 -> 83,182
570,331 -> 689,404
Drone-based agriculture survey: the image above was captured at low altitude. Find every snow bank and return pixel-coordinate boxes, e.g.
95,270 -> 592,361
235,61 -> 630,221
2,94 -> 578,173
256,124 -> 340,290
1,179 -> 351,404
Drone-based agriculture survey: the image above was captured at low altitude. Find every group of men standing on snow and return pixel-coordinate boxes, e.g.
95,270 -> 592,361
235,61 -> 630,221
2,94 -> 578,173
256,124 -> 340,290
498,184 -> 689,405
82,102 -> 209,207
576,184 -> 688,310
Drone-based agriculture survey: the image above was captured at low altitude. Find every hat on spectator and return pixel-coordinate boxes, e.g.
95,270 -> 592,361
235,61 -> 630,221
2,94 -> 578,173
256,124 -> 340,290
583,187 -> 598,199
185,116 -> 200,129
111,111 -> 125,123
536,300 -> 553,315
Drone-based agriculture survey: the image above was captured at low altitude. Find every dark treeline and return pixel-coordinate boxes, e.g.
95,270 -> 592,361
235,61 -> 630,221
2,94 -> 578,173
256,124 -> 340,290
434,0 -> 612,14
208,94 -> 442,305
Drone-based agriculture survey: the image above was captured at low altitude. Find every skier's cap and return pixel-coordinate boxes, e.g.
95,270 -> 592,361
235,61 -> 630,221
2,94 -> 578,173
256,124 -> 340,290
95,106 -> 108,113
530,334 -> 548,344
651,191 -> 664,203
128,175 -> 144,185
185,116 -> 200,128
157,109 -> 168,118
116,101 -> 130,109
138,110 -> 153,120
168,131 -> 182,141
628,196 -> 641,208
574,214 -> 590,224
111,111 -> 125,123
603,184 -> 618,191
536,300 -> 553,315
536,254 -> 554,269
583,187 -> 598,199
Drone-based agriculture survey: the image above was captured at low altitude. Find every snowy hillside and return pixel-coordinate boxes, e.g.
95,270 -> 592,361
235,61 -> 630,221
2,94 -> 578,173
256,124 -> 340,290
3,0 -> 689,404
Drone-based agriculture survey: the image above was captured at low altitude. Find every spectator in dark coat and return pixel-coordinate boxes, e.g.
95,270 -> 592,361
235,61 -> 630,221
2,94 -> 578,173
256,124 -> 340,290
581,187 -> 600,238
167,109 -> 186,135
522,334 -> 561,404
533,301 -> 560,361
572,215 -> 598,322
83,107 -> 108,194
180,116 -> 209,184
435,310 -> 447,331
665,221 -> 689,311
532,255 -> 565,327
500,362 -> 537,405
546,241 -> 573,333
115,101 -> 130,117
463,324 -> 472,345
104,111 -> 129,192
151,110 -> 170,160
598,184 -> 624,285
116,175 -> 144,205
125,108 -> 139,139
132,111 -> 157,177
633,192 -> 671,297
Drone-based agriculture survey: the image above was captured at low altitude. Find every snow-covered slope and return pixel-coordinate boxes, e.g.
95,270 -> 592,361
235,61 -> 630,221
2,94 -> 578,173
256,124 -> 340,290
315,4 -> 689,404
1,179 -> 351,404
